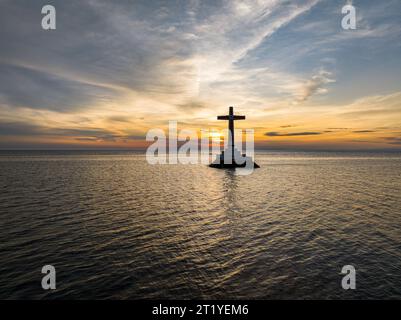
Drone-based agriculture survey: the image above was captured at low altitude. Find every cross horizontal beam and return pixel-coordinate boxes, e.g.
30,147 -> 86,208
217,115 -> 245,120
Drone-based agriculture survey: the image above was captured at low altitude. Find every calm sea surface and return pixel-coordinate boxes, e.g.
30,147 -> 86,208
0,150 -> 400,299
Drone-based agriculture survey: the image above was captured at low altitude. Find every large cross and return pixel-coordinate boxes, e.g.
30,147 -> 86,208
217,106 -> 245,160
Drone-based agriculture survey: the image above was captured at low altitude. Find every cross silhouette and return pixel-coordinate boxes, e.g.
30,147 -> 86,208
217,106 -> 245,161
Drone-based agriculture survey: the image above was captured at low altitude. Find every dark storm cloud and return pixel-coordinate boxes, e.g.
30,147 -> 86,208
264,131 -> 323,137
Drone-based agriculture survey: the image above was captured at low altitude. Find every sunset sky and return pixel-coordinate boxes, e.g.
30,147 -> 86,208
0,0 -> 401,150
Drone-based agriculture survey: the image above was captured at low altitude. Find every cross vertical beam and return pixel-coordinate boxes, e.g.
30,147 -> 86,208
217,106 -> 245,162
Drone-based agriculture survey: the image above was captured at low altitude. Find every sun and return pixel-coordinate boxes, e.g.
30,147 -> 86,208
208,131 -> 224,141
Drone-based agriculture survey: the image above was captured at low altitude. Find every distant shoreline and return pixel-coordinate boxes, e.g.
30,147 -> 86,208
1,149 -> 401,154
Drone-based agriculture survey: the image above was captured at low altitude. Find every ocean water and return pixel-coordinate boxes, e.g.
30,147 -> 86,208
0,150 -> 400,299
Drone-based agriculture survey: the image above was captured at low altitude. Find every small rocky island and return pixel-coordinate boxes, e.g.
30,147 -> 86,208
209,106 -> 260,169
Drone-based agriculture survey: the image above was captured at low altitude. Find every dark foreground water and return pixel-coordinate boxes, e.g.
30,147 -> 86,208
0,150 -> 400,299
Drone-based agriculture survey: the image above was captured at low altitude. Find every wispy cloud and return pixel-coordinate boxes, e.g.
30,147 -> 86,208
0,121 -> 145,143
338,92 -> 401,119
296,70 -> 335,102
265,131 -> 322,137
